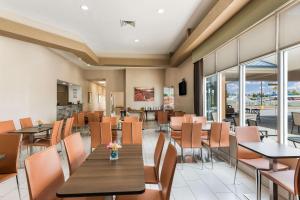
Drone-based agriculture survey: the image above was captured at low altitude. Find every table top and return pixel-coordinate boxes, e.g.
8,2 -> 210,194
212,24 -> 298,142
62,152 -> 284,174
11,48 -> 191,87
170,123 -> 211,131
0,154 -> 5,160
239,142 -> 300,159
10,126 -> 52,134
57,144 -> 145,197
288,136 -> 300,143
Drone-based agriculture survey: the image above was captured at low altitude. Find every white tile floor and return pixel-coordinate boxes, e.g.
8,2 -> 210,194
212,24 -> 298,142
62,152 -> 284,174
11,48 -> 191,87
0,123 -> 288,200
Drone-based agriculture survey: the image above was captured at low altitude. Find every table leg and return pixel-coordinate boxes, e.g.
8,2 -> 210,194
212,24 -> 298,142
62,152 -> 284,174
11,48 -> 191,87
29,135 -> 34,155
269,159 -> 278,200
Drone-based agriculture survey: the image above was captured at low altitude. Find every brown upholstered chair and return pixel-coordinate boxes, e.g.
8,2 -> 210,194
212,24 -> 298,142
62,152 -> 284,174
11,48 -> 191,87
20,117 -> 33,128
144,133 -> 165,184
63,117 -> 74,139
116,144 -> 177,200
170,116 -> 184,144
0,133 -> 22,199
73,112 -> 85,130
87,112 -> 97,123
24,145 -> 102,200
0,120 -> 16,134
122,122 -> 143,144
193,116 -> 208,139
183,114 -> 195,123
157,111 -> 168,131
234,126 -> 289,199
100,122 -> 112,144
29,120 -> 63,152
260,159 -> 300,200
89,122 -> 101,151
64,132 -> 88,176
124,116 -> 139,123
174,123 -> 203,164
122,122 -> 132,144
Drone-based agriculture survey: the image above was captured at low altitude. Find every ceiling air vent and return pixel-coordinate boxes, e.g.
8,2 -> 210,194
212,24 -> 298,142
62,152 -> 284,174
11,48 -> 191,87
120,20 -> 135,28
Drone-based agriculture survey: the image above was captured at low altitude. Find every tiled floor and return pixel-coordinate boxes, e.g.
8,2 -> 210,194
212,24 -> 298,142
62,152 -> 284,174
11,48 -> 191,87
0,122 -> 287,200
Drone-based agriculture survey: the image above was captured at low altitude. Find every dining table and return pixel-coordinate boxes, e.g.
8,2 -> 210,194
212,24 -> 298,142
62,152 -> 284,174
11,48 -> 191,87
239,142 -> 300,200
170,123 -> 211,132
0,154 -> 5,161
57,144 -> 145,198
9,124 -> 53,155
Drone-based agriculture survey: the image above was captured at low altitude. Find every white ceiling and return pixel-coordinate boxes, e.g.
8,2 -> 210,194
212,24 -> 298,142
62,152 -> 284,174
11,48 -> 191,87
0,0 -> 216,56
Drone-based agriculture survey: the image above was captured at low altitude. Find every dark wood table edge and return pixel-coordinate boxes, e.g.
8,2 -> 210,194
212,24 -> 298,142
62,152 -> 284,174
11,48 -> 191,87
238,142 -> 300,159
56,188 -> 145,198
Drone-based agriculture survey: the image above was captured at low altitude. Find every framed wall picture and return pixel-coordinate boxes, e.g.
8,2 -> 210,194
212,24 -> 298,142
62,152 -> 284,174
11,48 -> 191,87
134,87 -> 154,101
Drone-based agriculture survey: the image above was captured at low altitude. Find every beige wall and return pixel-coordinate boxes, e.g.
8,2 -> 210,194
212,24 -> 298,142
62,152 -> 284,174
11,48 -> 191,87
165,57 -> 194,113
125,69 -> 165,110
86,82 -> 106,112
83,69 -> 125,115
0,36 -> 87,128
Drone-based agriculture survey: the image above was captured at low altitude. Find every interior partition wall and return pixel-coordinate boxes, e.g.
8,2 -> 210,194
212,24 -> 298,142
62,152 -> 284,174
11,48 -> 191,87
202,0 -> 300,145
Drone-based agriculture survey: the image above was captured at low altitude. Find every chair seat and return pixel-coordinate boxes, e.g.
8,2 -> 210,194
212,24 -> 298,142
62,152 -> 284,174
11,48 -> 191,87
116,189 -> 163,200
261,170 -> 295,194
144,165 -> 158,184
0,173 -> 17,183
239,158 -> 289,170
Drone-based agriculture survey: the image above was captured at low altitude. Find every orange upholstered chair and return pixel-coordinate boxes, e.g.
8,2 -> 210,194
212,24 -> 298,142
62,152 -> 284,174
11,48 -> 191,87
124,116 -> 139,123
193,116 -> 208,139
64,132 -> 87,175
87,112 -> 97,123
183,114 -> 195,123
122,122 -> 143,144
260,159 -> 300,199
0,133 -> 22,199
122,122 -> 132,144
102,116 -> 118,141
63,117 -> 74,139
25,146 -> 103,200
20,117 -> 33,128
234,126 -> 288,199
89,122 -> 101,151
117,144 -> 177,200
144,133 -> 165,184
100,122 -> 112,144
157,111 -> 168,130
0,120 -> 16,134
73,112 -> 85,130
170,116 -> 184,143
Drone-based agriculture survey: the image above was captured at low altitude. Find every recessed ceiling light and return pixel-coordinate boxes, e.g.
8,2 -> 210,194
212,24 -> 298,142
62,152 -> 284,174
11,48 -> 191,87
81,5 -> 89,11
157,9 -> 165,14
134,39 -> 140,43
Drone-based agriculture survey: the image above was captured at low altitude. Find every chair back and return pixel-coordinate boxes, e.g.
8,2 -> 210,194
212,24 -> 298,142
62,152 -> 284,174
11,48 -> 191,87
56,120 -> 64,144
0,120 -> 16,134
50,121 -> 62,146
72,112 -> 78,127
181,123 -> 193,148
174,111 -> 185,116
63,117 -> 73,139
89,122 -> 101,149
292,112 -> 300,126
124,116 -> 139,123
160,144 -> 177,200
122,122 -> 132,144
0,133 -> 21,173
100,122 -> 112,144
87,112 -> 96,122
154,133 -> 165,180
220,122 -> 230,147
77,112 -> 85,127
192,123 -> 202,148
20,117 -> 33,128
64,132 -> 87,175
25,146 -> 64,200
102,116 -> 117,126
132,122 -> 143,144
295,159 -> 300,195
170,117 -> 184,126
192,116 -> 207,124
157,111 -> 168,124
235,126 -> 261,159
209,122 -> 222,147
183,114 -> 195,123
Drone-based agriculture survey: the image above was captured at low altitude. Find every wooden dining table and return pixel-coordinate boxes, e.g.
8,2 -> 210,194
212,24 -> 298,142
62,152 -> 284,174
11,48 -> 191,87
9,124 -> 52,155
239,142 -> 300,200
57,144 -> 145,198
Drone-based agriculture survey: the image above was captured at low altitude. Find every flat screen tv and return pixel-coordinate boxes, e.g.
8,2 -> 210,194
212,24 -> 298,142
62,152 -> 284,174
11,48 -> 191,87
179,79 -> 186,96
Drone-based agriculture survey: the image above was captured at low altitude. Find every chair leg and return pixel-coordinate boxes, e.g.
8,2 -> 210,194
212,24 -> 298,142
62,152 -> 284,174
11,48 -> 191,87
210,148 -> 213,169
200,148 -> 204,169
16,175 -> 21,200
181,147 -> 184,163
234,160 -> 238,184
256,169 -> 261,200
291,125 -> 294,134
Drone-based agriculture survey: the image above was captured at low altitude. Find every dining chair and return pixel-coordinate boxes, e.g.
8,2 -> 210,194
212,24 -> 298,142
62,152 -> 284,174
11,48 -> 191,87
193,116 -> 208,139
100,122 -> 112,144
0,133 -> 22,199
116,144 -> 177,200
63,117 -> 74,139
89,122 -> 101,151
132,121 -> 143,144
87,112 -> 97,123
122,122 -> 132,144
234,126 -> 288,199
183,114 -> 195,123
260,159 -> 300,200
170,116 -> 184,144
101,117 -> 117,141
24,145 -> 103,200
0,120 -> 16,134
124,116 -> 139,123
144,133 -> 165,184
174,111 -> 185,116
19,117 -> 36,155
157,111 -> 168,131
29,120 -> 62,153
64,132 -> 88,176
73,112 -> 85,130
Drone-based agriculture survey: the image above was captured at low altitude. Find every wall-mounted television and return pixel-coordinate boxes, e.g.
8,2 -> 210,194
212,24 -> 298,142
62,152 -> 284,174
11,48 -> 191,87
179,79 -> 186,96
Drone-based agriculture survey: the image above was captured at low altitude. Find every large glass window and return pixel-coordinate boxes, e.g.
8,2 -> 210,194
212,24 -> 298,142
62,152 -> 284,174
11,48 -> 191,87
220,66 -> 240,126
206,75 -> 218,121
245,54 -> 278,137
